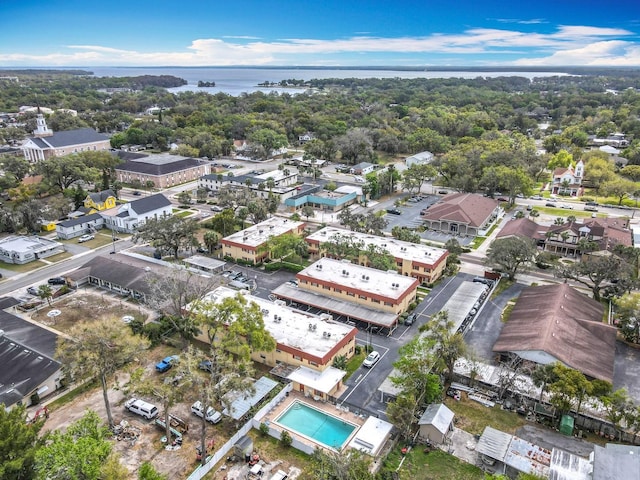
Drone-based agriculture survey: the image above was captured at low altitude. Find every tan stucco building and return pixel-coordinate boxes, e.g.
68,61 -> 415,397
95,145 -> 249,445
296,258 -> 419,315
221,217 -> 306,264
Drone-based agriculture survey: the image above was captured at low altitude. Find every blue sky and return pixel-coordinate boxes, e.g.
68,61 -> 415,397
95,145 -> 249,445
1,0 -> 639,67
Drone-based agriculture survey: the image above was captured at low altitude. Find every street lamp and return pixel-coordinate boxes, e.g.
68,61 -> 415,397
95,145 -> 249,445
111,229 -> 117,254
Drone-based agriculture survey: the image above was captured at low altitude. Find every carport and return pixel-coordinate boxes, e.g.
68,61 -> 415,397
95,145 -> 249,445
439,281 -> 488,334
272,284 -> 399,334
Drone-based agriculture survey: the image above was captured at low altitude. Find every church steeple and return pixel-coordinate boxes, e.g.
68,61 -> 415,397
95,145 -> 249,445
33,106 -> 53,137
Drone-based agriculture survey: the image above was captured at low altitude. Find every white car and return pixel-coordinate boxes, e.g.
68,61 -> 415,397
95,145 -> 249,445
78,234 -> 95,243
191,401 -> 222,424
363,351 -> 381,368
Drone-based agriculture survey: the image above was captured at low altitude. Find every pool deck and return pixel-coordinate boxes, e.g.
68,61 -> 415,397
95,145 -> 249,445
259,391 -> 367,452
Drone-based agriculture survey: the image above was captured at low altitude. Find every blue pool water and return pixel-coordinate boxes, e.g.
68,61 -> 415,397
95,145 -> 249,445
276,401 -> 357,450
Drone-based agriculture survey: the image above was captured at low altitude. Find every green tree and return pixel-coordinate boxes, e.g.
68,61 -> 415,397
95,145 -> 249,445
188,293 -> 276,464
247,128 -> 288,160
34,410 -> 113,480
309,446 -> 375,480
301,204 -> 315,220
601,178 -> 638,205
555,254 -> 635,301
55,318 -> 150,428
402,163 -> 437,194
620,165 -> 640,182
37,284 -> 54,307
0,156 -> 31,184
0,403 -> 45,480
427,311 -> 467,383
547,149 -> 573,170
203,230 -> 220,253
177,191 -> 192,206
336,128 -> 374,165
391,226 -> 422,244
258,232 -> 308,264
486,237 -> 537,280
532,363 -> 558,402
138,462 -> 168,480
133,215 -> 200,259
207,208 -> 237,237
37,155 -> 100,192
601,389 -> 634,440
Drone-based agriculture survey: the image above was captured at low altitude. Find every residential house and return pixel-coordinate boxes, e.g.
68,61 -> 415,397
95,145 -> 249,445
56,213 -> 104,240
405,151 -> 434,167
420,193 -> 501,237
551,160 -> 584,196
0,236 -> 64,264
496,217 -> 547,248
99,193 -> 172,234
84,189 -> 117,213
492,283 -> 616,382
21,112 -> 110,162
305,226 -> 449,284
220,217 -> 305,264
0,310 -> 62,408
298,132 -> 315,144
349,162 -> 375,176
114,152 -> 210,188
198,169 -> 299,203
543,218 -> 631,258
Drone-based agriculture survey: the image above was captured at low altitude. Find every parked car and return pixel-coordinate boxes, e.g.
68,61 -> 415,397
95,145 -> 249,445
78,234 -> 95,243
191,401 -> 222,424
472,276 -> 492,285
530,195 -> 543,200
124,398 -> 158,420
386,208 -> 401,215
47,277 -> 66,285
363,351 -> 381,368
545,202 -> 556,208
210,205 -> 224,212
560,204 -> 574,210
155,355 -> 179,373
438,190 -> 449,195
27,286 -> 39,296
132,191 -> 141,196
404,313 -> 417,326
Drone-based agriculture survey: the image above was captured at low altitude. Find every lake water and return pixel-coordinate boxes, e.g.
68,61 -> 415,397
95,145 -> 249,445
83,66 -> 568,96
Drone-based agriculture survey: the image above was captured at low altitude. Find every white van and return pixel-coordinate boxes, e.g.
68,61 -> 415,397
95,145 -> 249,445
124,398 -> 159,420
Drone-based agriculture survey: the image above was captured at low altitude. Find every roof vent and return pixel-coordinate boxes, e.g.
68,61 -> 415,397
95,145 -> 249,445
309,323 -> 314,331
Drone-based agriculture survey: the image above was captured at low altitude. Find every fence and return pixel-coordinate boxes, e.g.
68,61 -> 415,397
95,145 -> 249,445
186,383 -> 293,480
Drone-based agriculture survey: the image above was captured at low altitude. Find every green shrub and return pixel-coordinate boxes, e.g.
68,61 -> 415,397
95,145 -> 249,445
280,430 -> 292,447
259,422 -> 270,437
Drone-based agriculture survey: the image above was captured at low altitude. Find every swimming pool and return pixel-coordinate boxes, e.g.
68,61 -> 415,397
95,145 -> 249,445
275,400 -> 357,450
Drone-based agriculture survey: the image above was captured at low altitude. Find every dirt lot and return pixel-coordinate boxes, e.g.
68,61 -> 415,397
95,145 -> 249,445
30,289 -> 151,331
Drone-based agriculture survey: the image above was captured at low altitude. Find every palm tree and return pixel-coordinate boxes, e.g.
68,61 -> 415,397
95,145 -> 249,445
529,209 -> 539,221
203,231 -> 220,253
38,284 -> 54,307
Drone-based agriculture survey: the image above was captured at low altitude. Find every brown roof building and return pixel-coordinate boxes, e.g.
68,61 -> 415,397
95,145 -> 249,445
544,218 -> 631,258
420,193 -> 501,237
497,218 -> 547,246
492,283 -> 616,382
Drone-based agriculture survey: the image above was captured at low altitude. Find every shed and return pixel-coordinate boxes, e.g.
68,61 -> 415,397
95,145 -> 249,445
417,403 -> 454,444
234,435 -> 254,458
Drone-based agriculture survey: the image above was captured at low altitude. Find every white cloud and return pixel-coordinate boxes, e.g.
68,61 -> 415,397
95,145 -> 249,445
0,24 -> 636,66
513,40 -> 640,66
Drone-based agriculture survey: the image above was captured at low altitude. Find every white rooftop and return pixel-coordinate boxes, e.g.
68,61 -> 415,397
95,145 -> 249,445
222,216 -> 305,248
199,287 -> 356,360
298,258 -> 418,301
418,403 -> 455,435
130,153 -> 191,165
307,227 -> 447,266
254,169 -> 293,182
287,366 -> 346,394
0,235 -> 63,254
348,416 -> 394,456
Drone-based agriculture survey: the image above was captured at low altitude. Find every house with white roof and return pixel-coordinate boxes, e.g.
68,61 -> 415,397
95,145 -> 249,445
405,151 -> 434,167
0,236 -> 64,264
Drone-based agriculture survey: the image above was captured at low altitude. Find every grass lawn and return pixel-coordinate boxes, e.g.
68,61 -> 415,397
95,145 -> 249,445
384,446 -> 483,480
174,210 -> 193,218
444,396 -> 527,436
44,251 -> 74,262
490,278 -> 514,300
344,350 -> 367,379
0,259 -> 47,273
